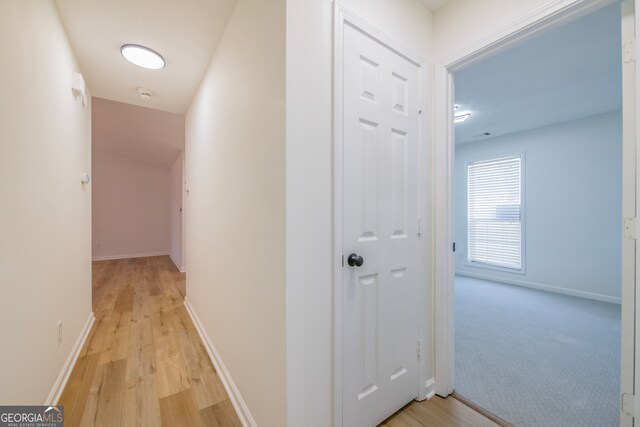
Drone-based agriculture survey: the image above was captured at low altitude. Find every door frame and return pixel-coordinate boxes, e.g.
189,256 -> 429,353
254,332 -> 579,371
332,3 -> 429,426
433,1 -> 636,426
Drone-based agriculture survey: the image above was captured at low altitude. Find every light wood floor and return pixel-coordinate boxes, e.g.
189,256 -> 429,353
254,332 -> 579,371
380,396 -> 501,427
59,256 -> 241,427
61,256 -> 498,427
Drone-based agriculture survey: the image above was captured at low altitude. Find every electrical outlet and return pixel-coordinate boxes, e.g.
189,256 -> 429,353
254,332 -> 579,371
57,320 -> 63,345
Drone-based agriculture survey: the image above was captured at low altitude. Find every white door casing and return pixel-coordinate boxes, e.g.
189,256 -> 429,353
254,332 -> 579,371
621,1 -> 636,425
434,2 -> 636,427
629,0 -> 640,424
340,18 -> 422,427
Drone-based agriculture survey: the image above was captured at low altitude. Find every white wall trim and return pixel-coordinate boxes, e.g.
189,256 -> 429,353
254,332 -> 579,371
425,378 -> 435,400
46,312 -> 95,405
433,64 -> 455,398
92,251 -> 169,261
456,271 -> 621,304
183,298 -> 256,427
169,253 -> 185,273
432,0 -> 618,400
333,4 -> 346,423
621,3 -> 637,427
416,45 -> 431,404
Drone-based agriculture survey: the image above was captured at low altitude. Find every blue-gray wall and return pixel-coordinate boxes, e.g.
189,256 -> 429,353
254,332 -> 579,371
455,111 -> 622,302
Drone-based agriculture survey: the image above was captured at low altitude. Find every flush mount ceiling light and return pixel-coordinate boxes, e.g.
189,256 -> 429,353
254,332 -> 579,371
120,44 -> 165,70
454,112 -> 471,123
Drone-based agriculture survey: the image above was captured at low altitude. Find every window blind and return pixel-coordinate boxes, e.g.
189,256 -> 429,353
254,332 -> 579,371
467,156 -> 522,270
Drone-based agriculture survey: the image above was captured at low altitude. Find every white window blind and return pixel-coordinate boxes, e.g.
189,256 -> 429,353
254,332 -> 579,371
467,156 -> 522,270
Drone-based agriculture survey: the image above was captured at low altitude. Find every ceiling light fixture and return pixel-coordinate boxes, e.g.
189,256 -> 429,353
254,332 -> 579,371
120,44 -> 165,70
454,112 -> 471,123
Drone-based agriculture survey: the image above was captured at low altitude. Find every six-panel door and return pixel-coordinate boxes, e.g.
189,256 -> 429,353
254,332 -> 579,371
342,22 -> 421,427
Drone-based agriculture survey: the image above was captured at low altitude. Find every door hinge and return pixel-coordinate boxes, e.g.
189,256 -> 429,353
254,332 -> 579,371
624,39 -> 636,63
341,255 -> 344,267
622,393 -> 636,417
417,217 -> 422,237
624,217 -> 636,240
418,96 -> 423,114
417,338 -> 422,359
452,242 -> 456,252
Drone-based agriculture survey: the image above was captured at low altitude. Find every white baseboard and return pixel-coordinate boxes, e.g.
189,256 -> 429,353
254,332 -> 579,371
92,251 -> 168,261
183,298 -> 256,427
456,271 -> 621,304
46,312 -> 95,405
169,253 -> 186,273
425,378 -> 436,400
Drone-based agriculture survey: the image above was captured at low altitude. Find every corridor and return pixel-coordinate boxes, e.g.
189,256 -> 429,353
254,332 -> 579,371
58,257 -> 241,426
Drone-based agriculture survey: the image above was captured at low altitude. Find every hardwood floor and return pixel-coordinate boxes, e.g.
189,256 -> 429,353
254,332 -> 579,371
380,396 -> 501,427
59,256 -> 241,427
62,256 -> 499,426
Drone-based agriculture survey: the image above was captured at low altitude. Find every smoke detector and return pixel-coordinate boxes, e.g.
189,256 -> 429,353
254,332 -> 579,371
137,87 -> 154,100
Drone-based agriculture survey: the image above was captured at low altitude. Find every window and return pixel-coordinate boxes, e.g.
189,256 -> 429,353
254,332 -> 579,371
467,155 -> 522,270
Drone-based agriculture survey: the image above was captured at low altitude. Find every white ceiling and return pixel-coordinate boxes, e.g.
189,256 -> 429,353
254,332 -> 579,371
419,0 -> 451,12
454,3 -> 621,144
54,0 -> 237,114
92,98 -> 184,170
53,0 -> 448,116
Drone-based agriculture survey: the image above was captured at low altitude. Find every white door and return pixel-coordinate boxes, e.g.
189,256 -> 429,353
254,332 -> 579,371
341,22 -> 421,427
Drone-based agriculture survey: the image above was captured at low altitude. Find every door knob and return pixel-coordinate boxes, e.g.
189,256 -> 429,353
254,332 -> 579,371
347,253 -> 364,267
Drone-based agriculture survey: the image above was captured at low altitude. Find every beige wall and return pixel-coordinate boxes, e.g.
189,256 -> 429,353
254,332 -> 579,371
433,0 -> 554,60
91,98 -> 185,172
0,0 -> 92,404
342,0 -> 433,55
184,0 -> 286,425
285,1 -> 333,425
169,152 -> 184,270
92,147 -> 170,260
